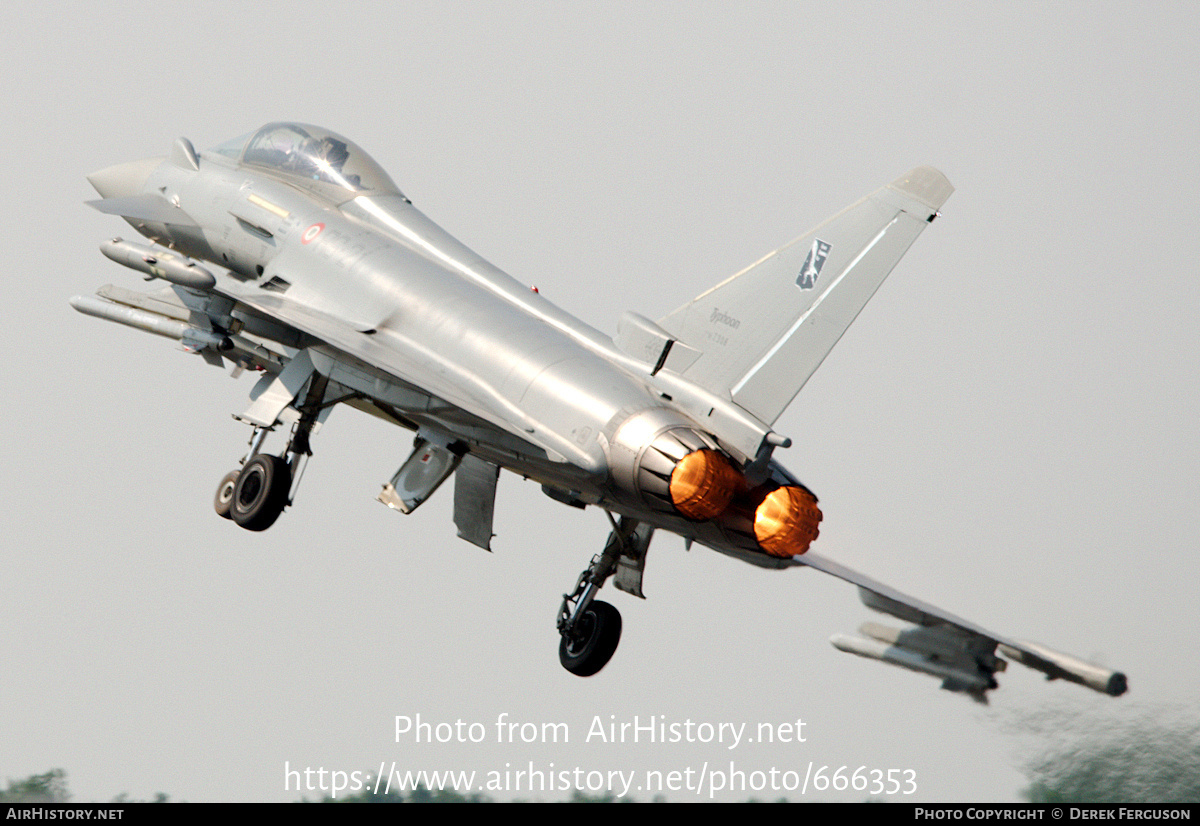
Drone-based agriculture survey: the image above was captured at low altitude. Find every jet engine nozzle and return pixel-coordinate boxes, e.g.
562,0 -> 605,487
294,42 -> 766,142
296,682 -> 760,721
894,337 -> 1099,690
669,448 -> 743,521
752,485 -> 822,557
610,409 -> 745,520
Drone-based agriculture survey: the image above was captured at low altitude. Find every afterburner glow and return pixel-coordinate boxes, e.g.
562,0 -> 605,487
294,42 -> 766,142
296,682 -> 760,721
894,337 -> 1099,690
753,486 -> 822,557
669,449 -> 744,521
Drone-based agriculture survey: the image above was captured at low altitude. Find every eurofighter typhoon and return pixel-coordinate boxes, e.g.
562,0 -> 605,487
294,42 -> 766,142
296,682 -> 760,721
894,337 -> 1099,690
74,123 -> 1126,698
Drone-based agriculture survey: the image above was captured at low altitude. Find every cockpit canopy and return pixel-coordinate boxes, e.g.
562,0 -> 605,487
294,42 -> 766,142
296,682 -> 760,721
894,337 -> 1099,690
211,122 -> 402,202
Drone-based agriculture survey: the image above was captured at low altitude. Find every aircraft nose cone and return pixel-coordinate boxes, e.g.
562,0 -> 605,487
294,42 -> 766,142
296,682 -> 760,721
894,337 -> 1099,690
87,157 -> 164,198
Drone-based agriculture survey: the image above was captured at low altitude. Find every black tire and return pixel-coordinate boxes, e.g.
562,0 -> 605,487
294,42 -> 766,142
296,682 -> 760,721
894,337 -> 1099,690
230,454 -> 291,531
559,600 -> 622,676
213,470 -> 240,519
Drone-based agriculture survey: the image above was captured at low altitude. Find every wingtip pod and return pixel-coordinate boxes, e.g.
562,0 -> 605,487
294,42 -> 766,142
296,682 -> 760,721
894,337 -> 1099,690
999,641 -> 1128,697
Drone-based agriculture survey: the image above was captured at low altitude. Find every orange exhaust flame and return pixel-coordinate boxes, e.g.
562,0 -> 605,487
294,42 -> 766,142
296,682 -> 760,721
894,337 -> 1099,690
753,486 -> 823,557
669,449 -> 744,520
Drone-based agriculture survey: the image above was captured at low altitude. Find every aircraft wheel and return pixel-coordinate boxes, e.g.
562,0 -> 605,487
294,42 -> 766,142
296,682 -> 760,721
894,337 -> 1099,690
230,455 -> 291,532
213,470 -> 240,519
559,600 -> 621,677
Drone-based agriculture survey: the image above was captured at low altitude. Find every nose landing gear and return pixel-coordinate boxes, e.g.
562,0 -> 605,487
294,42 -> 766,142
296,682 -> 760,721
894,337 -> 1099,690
229,453 -> 291,531
213,371 -> 331,531
213,470 -> 240,520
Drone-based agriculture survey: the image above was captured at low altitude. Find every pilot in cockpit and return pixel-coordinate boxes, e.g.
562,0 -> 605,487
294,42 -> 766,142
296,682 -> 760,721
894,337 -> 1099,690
294,136 -> 360,189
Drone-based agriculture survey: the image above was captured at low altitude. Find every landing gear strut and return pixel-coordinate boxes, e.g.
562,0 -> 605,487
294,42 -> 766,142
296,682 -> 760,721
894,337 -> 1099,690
214,371 -> 331,531
556,515 -> 642,676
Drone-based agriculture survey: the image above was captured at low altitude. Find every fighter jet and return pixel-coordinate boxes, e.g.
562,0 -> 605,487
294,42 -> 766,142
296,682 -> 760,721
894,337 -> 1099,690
74,123 -> 1126,699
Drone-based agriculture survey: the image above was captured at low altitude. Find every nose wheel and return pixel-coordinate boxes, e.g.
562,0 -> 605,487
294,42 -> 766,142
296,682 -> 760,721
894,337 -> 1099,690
228,453 -> 291,531
214,371 -> 332,531
213,470 -> 240,519
212,454 -> 292,530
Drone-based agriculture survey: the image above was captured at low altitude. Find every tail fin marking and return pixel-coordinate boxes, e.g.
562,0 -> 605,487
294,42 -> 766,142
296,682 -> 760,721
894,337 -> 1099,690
656,167 -> 952,425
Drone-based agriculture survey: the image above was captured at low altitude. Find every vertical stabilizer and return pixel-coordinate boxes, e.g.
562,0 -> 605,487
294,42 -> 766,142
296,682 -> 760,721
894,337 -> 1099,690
657,167 -> 952,425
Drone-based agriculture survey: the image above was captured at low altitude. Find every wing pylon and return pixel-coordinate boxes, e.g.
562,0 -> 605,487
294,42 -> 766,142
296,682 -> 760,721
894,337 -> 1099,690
792,552 -> 1128,700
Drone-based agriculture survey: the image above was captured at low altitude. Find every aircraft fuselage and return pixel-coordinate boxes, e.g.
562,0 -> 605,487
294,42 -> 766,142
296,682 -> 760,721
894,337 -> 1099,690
99,137 -> 799,563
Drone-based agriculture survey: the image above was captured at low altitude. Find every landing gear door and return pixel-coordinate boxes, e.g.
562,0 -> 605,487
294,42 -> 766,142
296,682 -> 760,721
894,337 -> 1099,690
237,349 -> 316,428
377,437 -> 462,514
454,454 -> 500,551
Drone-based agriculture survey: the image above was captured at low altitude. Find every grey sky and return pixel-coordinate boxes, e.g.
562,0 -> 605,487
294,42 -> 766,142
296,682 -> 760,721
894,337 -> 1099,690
2,1 -> 1197,802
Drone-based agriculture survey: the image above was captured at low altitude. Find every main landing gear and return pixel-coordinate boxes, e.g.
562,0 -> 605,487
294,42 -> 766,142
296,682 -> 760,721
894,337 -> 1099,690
214,373 -> 329,531
556,515 -> 652,677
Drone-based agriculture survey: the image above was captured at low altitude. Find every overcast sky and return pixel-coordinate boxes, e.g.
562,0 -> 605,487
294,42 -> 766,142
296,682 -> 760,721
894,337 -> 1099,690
2,1 -> 1197,803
